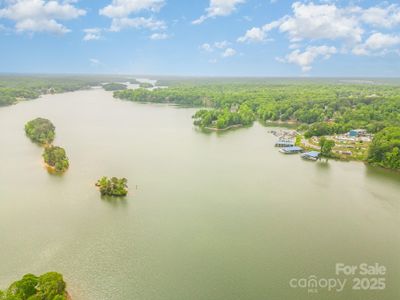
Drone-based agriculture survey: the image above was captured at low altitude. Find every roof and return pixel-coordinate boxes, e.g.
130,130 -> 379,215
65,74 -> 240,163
283,146 -> 303,151
276,141 -> 294,145
304,151 -> 320,158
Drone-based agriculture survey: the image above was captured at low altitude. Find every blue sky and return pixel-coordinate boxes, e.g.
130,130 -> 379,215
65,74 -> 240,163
0,0 -> 400,76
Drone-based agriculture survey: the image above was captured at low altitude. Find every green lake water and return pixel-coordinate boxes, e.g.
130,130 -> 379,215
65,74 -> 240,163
0,89 -> 399,300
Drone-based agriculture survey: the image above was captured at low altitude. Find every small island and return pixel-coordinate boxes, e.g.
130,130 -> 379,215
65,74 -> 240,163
102,83 -> 127,91
43,145 -> 70,173
96,177 -> 128,197
139,82 -> 154,89
129,79 -> 140,84
24,117 -> 55,145
0,271 -> 70,300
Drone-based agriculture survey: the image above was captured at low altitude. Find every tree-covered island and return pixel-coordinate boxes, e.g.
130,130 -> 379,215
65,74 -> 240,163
25,118 -> 55,145
138,82 -> 154,89
96,177 -> 128,197
0,272 -> 69,300
102,83 -> 127,91
43,146 -> 70,173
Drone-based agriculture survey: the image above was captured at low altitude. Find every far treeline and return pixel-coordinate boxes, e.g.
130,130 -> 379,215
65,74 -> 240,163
114,79 -> 400,170
102,82 -> 127,91
0,75 -> 132,106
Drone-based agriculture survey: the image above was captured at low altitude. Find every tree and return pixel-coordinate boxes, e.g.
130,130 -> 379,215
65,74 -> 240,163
0,272 -> 67,300
368,127 -> 400,170
96,177 -> 128,197
319,137 -> 336,157
4,274 -> 38,300
35,272 -> 66,300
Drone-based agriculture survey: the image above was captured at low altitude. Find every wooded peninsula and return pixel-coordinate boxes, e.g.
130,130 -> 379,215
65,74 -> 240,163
114,78 -> 400,171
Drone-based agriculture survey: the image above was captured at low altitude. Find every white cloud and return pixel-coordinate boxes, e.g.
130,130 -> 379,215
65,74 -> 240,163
353,32 -> 400,56
239,3 -> 400,46
222,47 -> 237,57
99,0 -> 167,36
193,0 -> 245,24
278,2 -> 363,44
361,5 -> 400,29
100,0 -> 164,18
364,32 -> 400,50
237,2 -> 400,72
214,40 -> 229,49
200,43 -> 214,52
237,20 -> 282,43
279,45 -> 337,72
83,28 -> 102,41
0,0 -> 86,34
90,58 -> 101,65
200,40 -> 229,52
110,17 -> 166,32
150,32 -> 169,40
238,27 -> 266,43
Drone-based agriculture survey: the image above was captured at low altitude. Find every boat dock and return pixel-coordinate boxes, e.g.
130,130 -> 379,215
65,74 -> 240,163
275,139 -> 295,147
279,146 -> 303,154
301,151 -> 320,161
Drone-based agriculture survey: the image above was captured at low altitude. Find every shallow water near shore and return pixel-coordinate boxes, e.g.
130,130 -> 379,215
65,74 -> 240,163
0,88 -> 399,300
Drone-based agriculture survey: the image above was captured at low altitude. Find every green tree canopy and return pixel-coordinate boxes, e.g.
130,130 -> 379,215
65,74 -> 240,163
43,146 -> 69,173
368,127 -> 400,170
96,177 -> 128,197
319,137 -> 336,157
25,118 -> 55,145
102,83 -> 127,91
0,272 -> 67,300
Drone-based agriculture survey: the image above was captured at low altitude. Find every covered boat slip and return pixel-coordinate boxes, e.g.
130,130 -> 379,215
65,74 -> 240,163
301,151 -> 321,161
279,146 -> 304,154
274,139 -> 295,147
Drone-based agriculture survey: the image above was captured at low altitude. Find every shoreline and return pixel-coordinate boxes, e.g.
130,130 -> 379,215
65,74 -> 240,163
203,124 -> 243,131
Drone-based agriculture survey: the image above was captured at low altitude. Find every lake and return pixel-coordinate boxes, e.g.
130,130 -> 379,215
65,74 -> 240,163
0,88 -> 399,300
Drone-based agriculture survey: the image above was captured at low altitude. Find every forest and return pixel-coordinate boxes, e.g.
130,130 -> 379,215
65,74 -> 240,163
114,79 -> 400,133
368,127 -> 400,170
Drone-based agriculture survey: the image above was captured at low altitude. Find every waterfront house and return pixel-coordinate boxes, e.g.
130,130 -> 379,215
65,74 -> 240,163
348,129 -> 367,137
